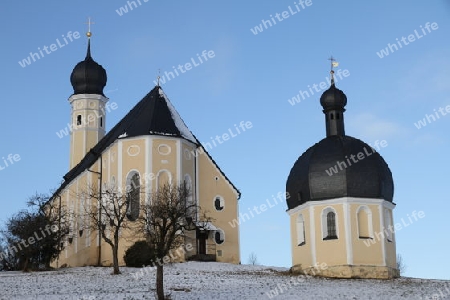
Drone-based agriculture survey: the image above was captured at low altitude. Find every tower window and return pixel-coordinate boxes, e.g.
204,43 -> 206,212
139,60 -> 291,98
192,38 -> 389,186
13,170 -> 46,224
322,208 -> 338,240
330,113 -> 334,120
100,117 -> 103,127
327,212 -> 336,238
77,115 -> 82,126
336,113 -> 340,120
214,229 -> 225,244
214,196 -> 224,211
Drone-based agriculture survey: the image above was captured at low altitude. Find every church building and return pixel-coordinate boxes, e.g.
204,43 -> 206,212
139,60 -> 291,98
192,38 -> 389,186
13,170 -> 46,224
50,30 -> 241,267
286,65 -> 399,279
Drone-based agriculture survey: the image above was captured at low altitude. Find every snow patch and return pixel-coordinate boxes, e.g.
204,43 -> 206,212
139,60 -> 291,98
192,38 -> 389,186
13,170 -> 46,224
1,262 -> 449,299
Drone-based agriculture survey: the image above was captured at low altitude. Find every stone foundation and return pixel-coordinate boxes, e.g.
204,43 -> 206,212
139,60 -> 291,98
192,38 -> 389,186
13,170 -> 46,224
291,264 -> 400,279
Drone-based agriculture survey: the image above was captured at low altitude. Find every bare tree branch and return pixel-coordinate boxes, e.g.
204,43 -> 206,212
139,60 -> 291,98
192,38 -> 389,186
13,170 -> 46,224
137,181 -> 212,300
79,182 -> 139,274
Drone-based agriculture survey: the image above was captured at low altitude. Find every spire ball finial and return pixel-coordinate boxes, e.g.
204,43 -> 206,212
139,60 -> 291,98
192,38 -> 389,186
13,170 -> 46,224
86,17 -> 94,38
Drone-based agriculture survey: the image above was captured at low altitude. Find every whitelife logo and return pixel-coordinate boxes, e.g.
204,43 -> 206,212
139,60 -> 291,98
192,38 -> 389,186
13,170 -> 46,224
376,22 -> 439,58
18,31 -> 81,68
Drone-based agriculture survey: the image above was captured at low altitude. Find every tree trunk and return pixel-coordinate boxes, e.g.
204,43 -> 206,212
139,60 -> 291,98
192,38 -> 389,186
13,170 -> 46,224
156,265 -> 164,300
112,244 -> 120,275
22,256 -> 29,272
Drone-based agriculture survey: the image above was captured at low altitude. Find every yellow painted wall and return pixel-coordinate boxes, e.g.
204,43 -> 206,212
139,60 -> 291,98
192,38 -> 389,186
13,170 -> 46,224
290,208 -> 312,268
54,137 -> 241,267
351,204 -> 384,266
384,209 -> 397,269
289,200 -> 397,277
152,139 -> 178,183
197,148 -> 240,264
314,204 -> 347,266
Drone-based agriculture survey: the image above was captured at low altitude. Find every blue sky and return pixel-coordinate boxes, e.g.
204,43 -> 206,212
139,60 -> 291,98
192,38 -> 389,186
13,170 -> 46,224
1,0 -> 449,280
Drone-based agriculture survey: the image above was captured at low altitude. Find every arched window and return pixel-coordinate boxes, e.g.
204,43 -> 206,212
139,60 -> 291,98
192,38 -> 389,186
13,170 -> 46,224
76,115 -> 82,126
184,174 -> 193,204
214,229 -> 225,244
85,196 -> 91,247
384,209 -> 393,242
214,195 -> 224,211
184,174 -> 195,218
297,214 -> 305,246
330,113 -> 334,120
357,206 -> 373,239
78,196 -> 84,237
327,212 -> 336,237
126,172 -> 140,221
68,203 -> 75,243
322,207 -> 338,240
156,170 -> 172,190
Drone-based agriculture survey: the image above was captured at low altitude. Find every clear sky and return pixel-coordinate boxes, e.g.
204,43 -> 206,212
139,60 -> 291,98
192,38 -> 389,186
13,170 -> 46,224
1,0 -> 449,280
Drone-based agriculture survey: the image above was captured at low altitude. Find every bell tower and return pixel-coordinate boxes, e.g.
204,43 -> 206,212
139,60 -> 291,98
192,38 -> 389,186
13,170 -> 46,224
68,20 -> 108,169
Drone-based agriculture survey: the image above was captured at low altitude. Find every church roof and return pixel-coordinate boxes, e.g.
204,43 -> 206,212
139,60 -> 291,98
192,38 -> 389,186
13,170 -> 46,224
115,87 -> 197,143
52,86 -> 240,199
286,135 -> 394,210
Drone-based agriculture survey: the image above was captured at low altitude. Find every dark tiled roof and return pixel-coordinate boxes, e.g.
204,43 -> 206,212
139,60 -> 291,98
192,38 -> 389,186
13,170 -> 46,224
286,135 -> 394,210
52,86 -> 240,200
70,40 -> 107,96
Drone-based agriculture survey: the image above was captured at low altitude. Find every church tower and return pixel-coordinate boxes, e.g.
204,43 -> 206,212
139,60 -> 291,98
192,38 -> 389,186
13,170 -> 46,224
286,61 -> 398,279
68,28 -> 108,169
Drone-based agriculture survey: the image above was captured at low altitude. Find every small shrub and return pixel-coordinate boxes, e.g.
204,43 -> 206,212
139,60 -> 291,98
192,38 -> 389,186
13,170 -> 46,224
124,241 -> 156,268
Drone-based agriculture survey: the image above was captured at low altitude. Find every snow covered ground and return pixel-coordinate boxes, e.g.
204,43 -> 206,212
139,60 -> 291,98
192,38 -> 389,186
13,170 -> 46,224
0,262 -> 449,300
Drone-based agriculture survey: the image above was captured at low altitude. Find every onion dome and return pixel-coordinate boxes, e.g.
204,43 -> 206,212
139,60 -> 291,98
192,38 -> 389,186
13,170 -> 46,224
70,39 -> 107,96
286,135 -> 394,209
320,81 -> 347,112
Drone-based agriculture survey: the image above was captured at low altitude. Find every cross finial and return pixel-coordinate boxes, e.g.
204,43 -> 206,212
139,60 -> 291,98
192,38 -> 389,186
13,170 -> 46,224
86,17 -> 94,38
328,56 -> 339,85
157,69 -> 161,86
328,56 -> 337,70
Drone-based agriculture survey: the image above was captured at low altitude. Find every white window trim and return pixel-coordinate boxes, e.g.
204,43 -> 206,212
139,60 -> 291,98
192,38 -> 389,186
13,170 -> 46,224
384,208 -> 393,242
125,170 -> 141,221
215,228 -> 225,245
357,205 -> 373,239
156,169 -> 173,190
214,195 -> 225,211
321,207 -> 338,240
296,214 -> 305,246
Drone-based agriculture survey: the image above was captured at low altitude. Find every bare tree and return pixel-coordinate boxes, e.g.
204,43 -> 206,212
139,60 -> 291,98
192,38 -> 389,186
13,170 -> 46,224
138,182 -> 211,300
397,253 -> 406,275
81,181 -> 139,275
248,252 -> 259,266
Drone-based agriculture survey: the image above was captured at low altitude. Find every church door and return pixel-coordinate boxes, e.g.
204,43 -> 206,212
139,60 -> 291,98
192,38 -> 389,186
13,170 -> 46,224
197,230 -> 207,255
